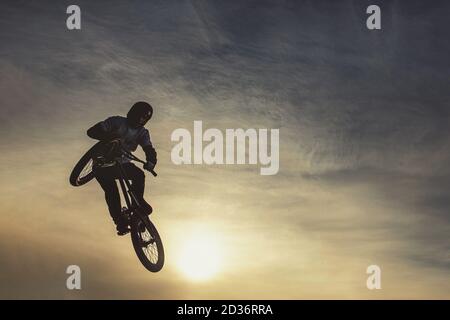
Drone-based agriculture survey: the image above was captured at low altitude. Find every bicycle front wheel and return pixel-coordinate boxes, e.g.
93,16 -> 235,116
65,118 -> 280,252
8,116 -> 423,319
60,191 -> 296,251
130,214 -> 165,272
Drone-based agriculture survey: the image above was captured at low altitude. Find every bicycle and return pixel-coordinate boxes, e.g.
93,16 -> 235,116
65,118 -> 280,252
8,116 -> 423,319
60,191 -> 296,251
69,139 -> 165,272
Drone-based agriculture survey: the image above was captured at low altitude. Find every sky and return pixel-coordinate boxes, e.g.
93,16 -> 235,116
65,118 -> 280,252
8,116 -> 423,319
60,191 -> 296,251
0,0 -> 449,299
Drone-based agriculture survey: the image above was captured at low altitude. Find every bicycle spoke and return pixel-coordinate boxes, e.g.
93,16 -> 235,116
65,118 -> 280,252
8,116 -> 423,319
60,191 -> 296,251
139,225 -> 159,264
144,244 -> 158,264
79,159 -> 93,179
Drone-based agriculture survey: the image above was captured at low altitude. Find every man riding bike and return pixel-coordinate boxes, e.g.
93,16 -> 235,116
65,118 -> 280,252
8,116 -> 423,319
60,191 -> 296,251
87,101 -> 157,235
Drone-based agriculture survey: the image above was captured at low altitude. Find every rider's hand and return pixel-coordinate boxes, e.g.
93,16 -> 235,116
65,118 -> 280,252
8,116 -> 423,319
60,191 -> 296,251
144,161 -> 155,171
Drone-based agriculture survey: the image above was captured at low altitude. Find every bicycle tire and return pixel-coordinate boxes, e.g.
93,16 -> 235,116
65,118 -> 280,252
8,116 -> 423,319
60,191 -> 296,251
130,213 -> 165,272
69,141 -> 103,186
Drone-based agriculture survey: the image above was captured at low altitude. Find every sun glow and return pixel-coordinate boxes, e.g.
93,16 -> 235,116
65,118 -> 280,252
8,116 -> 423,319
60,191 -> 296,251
177,231 -> 223,281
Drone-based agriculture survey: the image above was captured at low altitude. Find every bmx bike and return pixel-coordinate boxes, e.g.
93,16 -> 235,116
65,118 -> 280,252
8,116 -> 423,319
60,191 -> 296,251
69,139 -> 164,272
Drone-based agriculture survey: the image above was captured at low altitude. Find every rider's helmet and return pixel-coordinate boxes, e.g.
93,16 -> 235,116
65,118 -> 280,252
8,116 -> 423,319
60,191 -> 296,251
127,101 -> 153,128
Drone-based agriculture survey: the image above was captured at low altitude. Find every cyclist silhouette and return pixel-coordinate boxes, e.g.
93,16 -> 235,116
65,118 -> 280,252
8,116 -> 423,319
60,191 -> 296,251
86,101 -> 157,235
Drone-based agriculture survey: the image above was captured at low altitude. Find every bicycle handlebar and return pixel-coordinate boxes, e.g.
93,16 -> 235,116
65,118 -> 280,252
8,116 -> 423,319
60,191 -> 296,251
107,139 -> 157,177
121,148 -> 158,177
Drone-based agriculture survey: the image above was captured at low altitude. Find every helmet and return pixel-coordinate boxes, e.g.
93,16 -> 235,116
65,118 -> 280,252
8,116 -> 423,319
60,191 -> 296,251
127,101 -> 153,127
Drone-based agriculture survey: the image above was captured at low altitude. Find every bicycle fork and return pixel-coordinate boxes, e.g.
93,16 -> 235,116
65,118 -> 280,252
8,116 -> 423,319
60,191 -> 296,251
116,163 -> 143,218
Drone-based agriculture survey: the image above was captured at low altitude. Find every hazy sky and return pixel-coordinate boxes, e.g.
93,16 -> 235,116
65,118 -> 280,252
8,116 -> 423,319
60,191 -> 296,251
0,0 -> 449,299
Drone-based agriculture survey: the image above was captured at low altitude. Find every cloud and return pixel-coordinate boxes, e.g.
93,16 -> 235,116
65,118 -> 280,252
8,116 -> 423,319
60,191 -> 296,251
0,0 -> 448,298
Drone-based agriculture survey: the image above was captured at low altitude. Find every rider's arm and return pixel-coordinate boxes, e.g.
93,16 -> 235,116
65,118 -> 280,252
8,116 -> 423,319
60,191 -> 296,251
86,117 -> 118,141
143,144 -> 157,165
86,122 -> 109,140
139,130 -> 157,165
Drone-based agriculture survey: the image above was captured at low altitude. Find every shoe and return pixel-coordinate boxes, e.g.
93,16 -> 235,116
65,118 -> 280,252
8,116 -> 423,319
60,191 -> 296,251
114,214 -> 130,236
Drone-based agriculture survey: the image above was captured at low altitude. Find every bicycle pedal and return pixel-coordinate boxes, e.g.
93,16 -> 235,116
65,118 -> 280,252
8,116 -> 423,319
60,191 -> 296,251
117,229 -> 130,236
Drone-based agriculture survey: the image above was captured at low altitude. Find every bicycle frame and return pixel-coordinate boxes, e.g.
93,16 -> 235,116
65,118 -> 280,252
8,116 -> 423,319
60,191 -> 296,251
96,139 -> 156,217
116,161 -> 141,215
115,148 -> 155,218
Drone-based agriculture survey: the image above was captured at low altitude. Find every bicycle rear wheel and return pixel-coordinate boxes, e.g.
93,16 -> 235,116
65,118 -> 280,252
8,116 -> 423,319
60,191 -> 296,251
130,213 -> 165,272
69,140 -> 122,186
69,141 -> 103,186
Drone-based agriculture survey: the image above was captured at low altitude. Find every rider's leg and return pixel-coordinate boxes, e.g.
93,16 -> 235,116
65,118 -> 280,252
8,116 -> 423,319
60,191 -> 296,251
123,163 -> 153,214
94,166 -> 129,234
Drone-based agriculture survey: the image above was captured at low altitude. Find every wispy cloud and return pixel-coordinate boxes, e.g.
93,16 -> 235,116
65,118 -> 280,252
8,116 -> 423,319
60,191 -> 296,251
0,0 -> 448,298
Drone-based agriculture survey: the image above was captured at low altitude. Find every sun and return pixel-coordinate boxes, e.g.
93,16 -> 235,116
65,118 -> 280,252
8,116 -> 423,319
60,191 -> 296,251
177,232 -> 223,281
